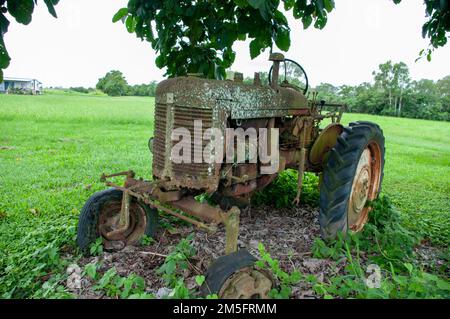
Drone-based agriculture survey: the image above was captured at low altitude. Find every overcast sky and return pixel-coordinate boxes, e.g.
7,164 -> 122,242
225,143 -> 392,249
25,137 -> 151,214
4,0 -> 450,88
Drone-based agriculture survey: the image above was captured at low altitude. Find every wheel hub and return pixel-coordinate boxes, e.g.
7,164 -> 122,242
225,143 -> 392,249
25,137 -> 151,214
348,145 -> 381,232
98,201 -> 146,249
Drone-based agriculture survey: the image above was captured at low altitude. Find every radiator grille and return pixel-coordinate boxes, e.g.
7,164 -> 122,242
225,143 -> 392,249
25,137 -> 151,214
152,103 -> 214,183
152,103 -> 168,173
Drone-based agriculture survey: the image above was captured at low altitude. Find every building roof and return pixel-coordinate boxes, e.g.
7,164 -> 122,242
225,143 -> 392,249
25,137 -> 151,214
3,77 -> 42,83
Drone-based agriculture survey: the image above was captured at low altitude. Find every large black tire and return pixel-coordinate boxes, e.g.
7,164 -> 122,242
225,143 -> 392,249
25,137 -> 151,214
319,121 -> 385,239
76,189 -> 158,254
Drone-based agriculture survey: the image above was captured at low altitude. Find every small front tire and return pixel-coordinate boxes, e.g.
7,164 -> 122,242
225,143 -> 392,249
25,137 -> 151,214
76,189 -> 158,254
201,250 -> 273,299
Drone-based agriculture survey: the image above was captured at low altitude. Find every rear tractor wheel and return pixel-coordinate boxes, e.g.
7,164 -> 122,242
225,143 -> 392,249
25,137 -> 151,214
319,121 -> 385,238
201,250 -> 274,299
76,189 -> 158,254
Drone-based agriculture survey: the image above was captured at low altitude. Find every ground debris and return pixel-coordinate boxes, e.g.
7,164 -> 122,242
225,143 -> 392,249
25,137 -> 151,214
0,146 -> 16,150
71,205 -> 347,299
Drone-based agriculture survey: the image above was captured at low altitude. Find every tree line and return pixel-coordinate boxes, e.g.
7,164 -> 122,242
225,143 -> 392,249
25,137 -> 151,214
315,61 -> 449,121
93,62 -> 449,122
240,60 -> 449,121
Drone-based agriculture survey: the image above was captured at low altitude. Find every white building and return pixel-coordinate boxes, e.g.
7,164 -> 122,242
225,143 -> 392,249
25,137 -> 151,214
0,77 -> 43,95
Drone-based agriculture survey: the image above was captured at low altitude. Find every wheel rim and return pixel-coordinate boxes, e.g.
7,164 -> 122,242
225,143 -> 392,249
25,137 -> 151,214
219,268 -> 273,299
347,141 -> 382,232
98,201 -> 147,249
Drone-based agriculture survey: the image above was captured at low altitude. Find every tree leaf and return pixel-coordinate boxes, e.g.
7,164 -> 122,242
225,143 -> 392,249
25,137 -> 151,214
125,15 -> 135,33
275,28 -> 290,51
302,15 -> 313,29
113,8 -> 128,23
0,36 -> 11,70
43,0 -> 58,18
248,0 -> 265,9
7,0 -> 35,25
323,0 -> 335,13
0,12 -> 10,35
249,38 -> 263,59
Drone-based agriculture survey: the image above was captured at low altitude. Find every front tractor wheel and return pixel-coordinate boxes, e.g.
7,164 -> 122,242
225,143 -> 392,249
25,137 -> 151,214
76,189 -> 158,254
201,250 -> 274,299
319,122 -> 385,239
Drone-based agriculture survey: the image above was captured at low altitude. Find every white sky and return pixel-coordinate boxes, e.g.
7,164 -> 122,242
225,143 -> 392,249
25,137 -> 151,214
3,0 -> 450,88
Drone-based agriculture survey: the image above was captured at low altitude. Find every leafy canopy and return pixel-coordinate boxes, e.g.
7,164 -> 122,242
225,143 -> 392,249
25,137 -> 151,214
113,0 -> 336,79
0,1 -> 448,81
115,0 -> 450,78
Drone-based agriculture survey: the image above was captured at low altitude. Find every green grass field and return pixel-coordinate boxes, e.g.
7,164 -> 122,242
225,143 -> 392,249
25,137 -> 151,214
0,93 -> 449,298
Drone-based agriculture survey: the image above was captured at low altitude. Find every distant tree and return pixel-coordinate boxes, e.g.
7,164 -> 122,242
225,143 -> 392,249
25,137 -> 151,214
126,81 -> 158,97
314,68 -> 449,121
349,83 -> 385,115
392,62 -> 410,117
405,79 -> 440,119
373,61 -> 411,116
96,70 -> 128,96
70,87 -> 90,94
314,83 -> 340,103
436,75 -> 450,115
243,71 -> 270,85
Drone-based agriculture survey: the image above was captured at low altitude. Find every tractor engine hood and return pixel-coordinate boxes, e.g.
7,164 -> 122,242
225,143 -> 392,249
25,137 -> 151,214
155,76 -> 309,120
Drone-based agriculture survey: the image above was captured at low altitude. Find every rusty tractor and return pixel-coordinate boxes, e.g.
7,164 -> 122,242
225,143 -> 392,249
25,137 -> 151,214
76,53 -> 385,298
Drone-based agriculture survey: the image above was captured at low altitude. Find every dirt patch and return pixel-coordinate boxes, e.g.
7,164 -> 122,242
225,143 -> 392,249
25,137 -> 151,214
67,204 -> 349,299
414,242 -> 449,276
64,204 -> 449,299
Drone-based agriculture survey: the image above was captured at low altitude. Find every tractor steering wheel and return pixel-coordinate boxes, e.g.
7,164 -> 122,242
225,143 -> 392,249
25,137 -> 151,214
268,58 -> 309,95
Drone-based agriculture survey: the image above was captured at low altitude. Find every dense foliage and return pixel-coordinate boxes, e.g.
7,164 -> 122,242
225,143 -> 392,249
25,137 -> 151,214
0,1 -> 448,80
113,0 -> 330,79
115,0 -> 450,78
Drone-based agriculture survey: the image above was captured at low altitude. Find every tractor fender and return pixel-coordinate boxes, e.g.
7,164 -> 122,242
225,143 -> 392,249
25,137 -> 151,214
309,123 -> 344,166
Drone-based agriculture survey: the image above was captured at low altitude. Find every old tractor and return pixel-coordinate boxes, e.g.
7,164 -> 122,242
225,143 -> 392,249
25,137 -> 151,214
76,53 -> 385,298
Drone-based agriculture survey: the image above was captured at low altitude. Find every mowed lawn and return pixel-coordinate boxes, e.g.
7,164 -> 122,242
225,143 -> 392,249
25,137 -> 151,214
0,93 -> 448,296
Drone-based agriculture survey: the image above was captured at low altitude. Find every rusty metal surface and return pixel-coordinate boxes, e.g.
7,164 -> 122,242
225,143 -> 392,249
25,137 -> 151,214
309,123 -> 344,166
152,100 -> 220,192
102,55 -> 351,245
105,190 -> 131,239
171,196 -> 224,224
100,173 -> 217,230
219,268 -> 273,299
156,76 -> 309,120
97,197 -> 146,247
152,56 -> 346,197
223,207 -> 240,255
348,141 -> 383,232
